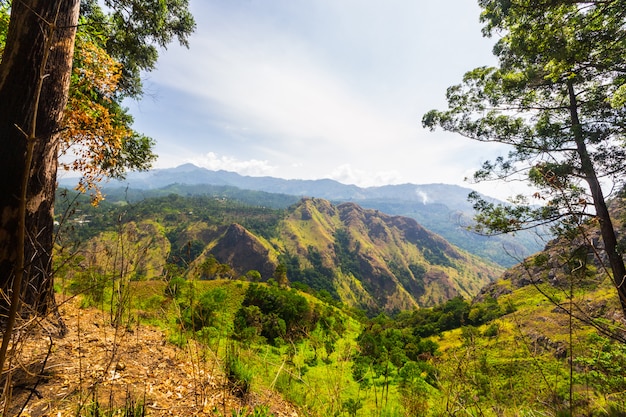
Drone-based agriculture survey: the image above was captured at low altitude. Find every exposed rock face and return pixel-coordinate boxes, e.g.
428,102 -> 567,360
207,223 -> 278,280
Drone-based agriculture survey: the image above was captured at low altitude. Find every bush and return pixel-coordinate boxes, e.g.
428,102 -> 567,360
165,276 -> 186,298
483,323 -> 499,338
69,270 -> 109,305
234,284 -> 318,344
180,287 -> 226,331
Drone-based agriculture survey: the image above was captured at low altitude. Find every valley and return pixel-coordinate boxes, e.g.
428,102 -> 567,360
24,185 -> 626,416
56,189 -> 502,314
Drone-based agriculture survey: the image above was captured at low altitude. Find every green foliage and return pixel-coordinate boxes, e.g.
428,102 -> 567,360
233,305 -> 264,343
225,344 -> 253,398
245,270 -> 262,282
482,322 -> 500,338
68,8 -> 158,185
80,387 -> 146,417
234,284 -> 316,345
165,276 -> 186,298
354,314 -> 439,380
396,295 -> 512,339
0,2 -> 8,56
334,229 -> 363,281
273,263 -> 289,287
247,406 -> 275,417
575,334 -> 626,401
468,296 -> 512,324
342,397 -> 363,417
398,361 -> 432,416
279,249 -> 339,300
233,406 -> 275,417
408,263 -> 426,280
422,246 -> 452,268
84,0 -> 195,98
352,312 -> 439,415
67,270 -> 109,306
198,255 -> 234,280
213,405 -> 275,417
422,1 -> 626,315
180,287 -> 227,331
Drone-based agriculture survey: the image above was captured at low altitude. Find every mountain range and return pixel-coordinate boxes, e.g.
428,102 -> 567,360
67,193 -> 503,314
60,164 -> 547,267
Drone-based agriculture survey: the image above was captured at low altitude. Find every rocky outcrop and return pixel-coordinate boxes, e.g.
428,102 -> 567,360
207,223 -> 278,280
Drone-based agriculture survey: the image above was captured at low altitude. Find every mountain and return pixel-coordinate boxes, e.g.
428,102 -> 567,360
188,222 -> 279,280
92,163 -> 367,199
59,164 -> 545,267
78,163 -> 476,205
67,194 -> 502,314
274,198 -> 502,312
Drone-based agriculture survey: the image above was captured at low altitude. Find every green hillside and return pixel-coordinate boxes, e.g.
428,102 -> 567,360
89,175 -> 545,268
46,190 -> 626,416
56,191 -> 501,314
275,198 -> 500,313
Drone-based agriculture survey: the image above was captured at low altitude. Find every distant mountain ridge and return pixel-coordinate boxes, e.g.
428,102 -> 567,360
91,163 -> 479,210
60,164 -> 546,266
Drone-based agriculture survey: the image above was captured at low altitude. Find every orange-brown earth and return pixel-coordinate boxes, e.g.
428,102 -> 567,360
1,296 -> 299,417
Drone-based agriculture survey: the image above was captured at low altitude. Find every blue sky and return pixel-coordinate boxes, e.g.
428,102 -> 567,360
123,0 -> 518,199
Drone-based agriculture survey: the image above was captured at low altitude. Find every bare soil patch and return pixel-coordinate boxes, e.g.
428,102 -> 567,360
1,296 -> 299,416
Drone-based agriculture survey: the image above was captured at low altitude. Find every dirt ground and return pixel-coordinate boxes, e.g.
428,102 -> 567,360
1,296 -> 299,417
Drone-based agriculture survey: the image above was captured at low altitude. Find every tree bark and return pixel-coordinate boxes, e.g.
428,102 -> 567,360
567,81 -> 626,316
0,0 -> 80,318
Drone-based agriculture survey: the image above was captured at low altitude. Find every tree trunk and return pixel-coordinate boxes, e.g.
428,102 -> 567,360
567,81 -> 626,316
0,0 -> 80,318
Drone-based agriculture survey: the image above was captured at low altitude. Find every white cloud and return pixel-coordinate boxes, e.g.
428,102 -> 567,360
329,164 -> 404,187
153,26 -> 415,156
189,152 -> 277,177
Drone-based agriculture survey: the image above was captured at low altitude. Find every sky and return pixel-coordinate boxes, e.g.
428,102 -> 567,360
124,0 -> 518,199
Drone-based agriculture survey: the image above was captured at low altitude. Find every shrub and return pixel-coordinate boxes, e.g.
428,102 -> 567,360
165,276 -> 186,298
234,284 -> 318,344
180,287 -> 226,331
483,323 -> 500,338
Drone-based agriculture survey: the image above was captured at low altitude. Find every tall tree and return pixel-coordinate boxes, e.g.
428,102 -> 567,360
0,0 -> 194,319
0,0 -> 81,319
422,0 -> 626,315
